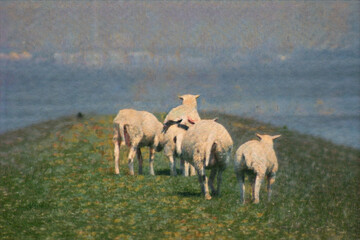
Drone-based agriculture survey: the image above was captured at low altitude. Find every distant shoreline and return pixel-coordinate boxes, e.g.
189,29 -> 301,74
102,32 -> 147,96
1,112 -> 359,151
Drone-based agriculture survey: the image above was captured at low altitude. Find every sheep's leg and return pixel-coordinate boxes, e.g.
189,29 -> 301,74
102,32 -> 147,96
197,173 -> 205,195
236,171 -> 245,204
208,168 -> 217,196
248,175 -> 255,202
216,168 -> 223,196
189,165 -> 196,176
182,160 -> 189,177
181,160 -> 195,177
127,146 -> 137,175
267,173 -> 276,201
149,147 -> 155,176
168,155 -> 177,176
254,174 -> 264,204
113,126 -> 121,175
136,148 -> 143,175
197,167 -> 211,200
180,159 -> 185,176
113,139 -> 121,175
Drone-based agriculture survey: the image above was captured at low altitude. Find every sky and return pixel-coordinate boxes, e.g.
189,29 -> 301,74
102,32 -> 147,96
1,1 -> 359,60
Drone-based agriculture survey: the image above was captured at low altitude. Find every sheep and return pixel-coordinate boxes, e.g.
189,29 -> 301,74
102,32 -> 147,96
162,94 -> 200,176
162,123 -> 196,176
163,94 -> 201,131
234,134 -> 281,204
180,119 -> 233,200
113,109 -> 164,176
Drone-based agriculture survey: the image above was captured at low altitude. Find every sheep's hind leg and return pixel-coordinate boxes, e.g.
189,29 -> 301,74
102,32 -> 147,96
128,146 -> 137,175
208,168 -> 217,196
248,174 -> 255,203
149,147 -> 155,176
253,174 -> 264,204
267,173 -> 276,201
113,126 -> 121,175
168,155 -> 177,176
189,165 -> 196,176
236,171 -> 245,203
216,168 -> 224,196
182,160 -> 189,177
197,167 -> 211,200
113,138 -> 121,175
136,148 -> 143,175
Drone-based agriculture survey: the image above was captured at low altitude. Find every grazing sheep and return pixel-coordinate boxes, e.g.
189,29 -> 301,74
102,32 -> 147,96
180,119 -> 233,200
163,94 -> 201,131
113,109 -> 164,176
234,134 -> 281,204
162,123 -> 196,176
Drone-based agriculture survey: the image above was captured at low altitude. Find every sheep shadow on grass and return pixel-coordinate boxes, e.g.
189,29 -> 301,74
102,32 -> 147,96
175,191 -> 201,198
155,168 -> 183,176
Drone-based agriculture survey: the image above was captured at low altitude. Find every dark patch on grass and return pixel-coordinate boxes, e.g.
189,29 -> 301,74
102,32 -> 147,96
155,168 -> 183,176
176,191 -> 202,198
155,168 -> 171,176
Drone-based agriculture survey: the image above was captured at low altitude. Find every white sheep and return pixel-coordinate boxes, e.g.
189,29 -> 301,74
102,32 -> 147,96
113,109 -> 164,176
234,134 -> 281,204
180,119 -> 233,200
162,94 -> 200,176
163,94 -> 201,131
162,123 -> 196,176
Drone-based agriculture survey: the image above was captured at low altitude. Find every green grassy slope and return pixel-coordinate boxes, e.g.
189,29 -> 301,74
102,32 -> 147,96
0,112 -> 359,239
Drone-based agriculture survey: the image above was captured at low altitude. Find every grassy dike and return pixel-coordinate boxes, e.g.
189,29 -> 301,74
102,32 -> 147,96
0,112 -> 359,239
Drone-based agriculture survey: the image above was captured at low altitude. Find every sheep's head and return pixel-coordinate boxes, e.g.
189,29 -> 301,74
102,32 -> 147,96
162,119 -> 182,133
178,94 -> 200,107
256,133 -> 281,147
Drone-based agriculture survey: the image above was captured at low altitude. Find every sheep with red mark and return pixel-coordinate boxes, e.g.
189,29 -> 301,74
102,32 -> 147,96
163,94 -> 201,132
113,109 -> 164,176
162,94 -> 201,176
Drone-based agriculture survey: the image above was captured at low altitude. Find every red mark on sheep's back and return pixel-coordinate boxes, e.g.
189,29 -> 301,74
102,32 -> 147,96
188,117 -> 196,124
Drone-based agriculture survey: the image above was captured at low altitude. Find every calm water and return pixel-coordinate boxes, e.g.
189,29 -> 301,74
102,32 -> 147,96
1,61 -> 359,149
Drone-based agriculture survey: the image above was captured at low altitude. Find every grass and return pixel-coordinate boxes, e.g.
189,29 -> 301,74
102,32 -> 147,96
0,112 -> 359,239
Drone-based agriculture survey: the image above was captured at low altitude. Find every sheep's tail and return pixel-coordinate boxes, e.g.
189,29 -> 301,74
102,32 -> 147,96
234,145 -> 245,171
122,124 -> 132,147
115,122 -> 131,147
205,136 -> 216,167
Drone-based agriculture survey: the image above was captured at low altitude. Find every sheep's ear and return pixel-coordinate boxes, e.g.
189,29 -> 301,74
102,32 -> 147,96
272,135 -> 281,140
256,133 -> 263,139
212,117 -> 218,122
195,94 -> 200,99
178,95 -> 184,100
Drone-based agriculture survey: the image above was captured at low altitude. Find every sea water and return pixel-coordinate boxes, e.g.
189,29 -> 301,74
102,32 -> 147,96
1,61 -> 359,149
